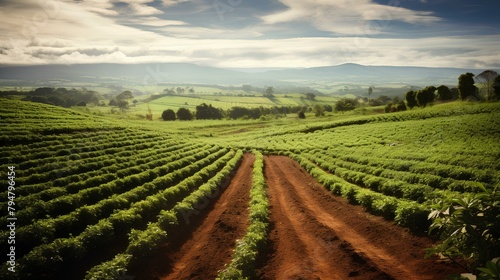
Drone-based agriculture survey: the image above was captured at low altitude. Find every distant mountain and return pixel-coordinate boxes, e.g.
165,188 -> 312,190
0,62 -> 492,87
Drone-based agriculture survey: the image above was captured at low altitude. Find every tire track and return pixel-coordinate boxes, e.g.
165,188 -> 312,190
256,155 -> 462,280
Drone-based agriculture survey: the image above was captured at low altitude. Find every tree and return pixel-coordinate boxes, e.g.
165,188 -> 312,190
305,92 -> 316,101
116,99 -> 129,112
264,87 -> 274,98
368,86 -> 373,97
384,102 -> 393,113
323,104 -> 333,112
395,100 -> 407,111
297,110 -> 306,119
416,86 -> 436,107
458,73 -> 477,100
162,109 -> 176,121
116,90 -> 133,100
176,108 -> 193,120
195,103 -> 223,120
334,98 -> 358,112
476,70 -> 499,100
313,104 -> 324,117
436,85 -> 453,101
493,75 -> 500,100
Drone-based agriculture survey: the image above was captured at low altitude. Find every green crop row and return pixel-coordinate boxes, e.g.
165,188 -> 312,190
217,151 -> 269,280
308,151 -> 487,195
3,146 -> 227,259
12,138 -> 164,185
0,149 -> 237,280
84,150 -> 244,280
1,142 -> 206,220
320,149 -> 497,192
0,141 -> 195,206
292,153 -> 431,233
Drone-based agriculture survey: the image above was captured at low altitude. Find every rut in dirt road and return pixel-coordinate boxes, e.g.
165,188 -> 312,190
256,156 -> 462,280
135,153 -> 255,280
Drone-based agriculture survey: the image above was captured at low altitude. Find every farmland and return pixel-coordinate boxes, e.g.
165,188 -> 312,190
1,97 -> 499,279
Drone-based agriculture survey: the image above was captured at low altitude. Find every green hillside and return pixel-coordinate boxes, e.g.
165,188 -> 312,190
1,98 -> 499,279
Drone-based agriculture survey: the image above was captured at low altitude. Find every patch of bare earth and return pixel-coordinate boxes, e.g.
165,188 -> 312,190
255,155 -> 462,280
135,153 -> 255,280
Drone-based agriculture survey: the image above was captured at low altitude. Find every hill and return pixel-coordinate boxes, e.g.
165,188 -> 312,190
1,98 -> 499,279
0,63 -> 492,90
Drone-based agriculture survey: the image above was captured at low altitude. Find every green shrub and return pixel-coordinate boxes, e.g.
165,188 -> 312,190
84,254 -> 133,280
426,185 -> 500,274
394,201 -> 430,233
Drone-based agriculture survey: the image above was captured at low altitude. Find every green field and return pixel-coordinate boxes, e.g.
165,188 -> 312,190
120,92 -> 341,119
1,98 -> 499,279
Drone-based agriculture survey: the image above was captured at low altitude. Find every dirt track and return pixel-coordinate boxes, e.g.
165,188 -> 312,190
137,154 -> 462,280
255,156 -> 462,280
136,153 -> 254,280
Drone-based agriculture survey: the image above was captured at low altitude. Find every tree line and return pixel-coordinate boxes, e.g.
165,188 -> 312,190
161,103 -> 328,121
0,87 -> 100,107
404,70 -> 500,109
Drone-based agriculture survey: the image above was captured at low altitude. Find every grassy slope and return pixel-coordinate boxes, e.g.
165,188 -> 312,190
4,98 -> 499,175
1,98 -> 499,278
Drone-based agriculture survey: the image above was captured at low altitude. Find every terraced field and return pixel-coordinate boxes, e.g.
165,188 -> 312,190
1,98 -> 498,279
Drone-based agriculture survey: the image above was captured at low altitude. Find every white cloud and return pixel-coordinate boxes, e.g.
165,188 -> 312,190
75,0 -> 118,16
2,34 -> 500,69
125,17 -> 187,27
163,0 -> 189,7
261,0 -> 441,35
0,0 -> 498,69
128,2 -> 163,15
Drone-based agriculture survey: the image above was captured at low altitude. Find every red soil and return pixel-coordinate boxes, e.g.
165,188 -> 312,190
135,153 -> 255,280
137,154 -> 463,280
255,155 -> 463,280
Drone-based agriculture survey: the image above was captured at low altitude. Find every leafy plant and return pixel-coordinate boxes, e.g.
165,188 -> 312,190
426,185 -> 500,275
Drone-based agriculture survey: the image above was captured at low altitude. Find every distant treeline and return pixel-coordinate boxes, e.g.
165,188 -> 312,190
161,103 -> 332,121
0,87 -> 99,107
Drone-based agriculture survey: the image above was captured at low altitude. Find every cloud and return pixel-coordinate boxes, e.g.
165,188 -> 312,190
1,33 -> 500,69
0,0 -> 498,70
128,2 -> 163,15
162,0 -> 190,7
74,0 -> 118,16
125,17 -> 187,27
261,0 -> 441,35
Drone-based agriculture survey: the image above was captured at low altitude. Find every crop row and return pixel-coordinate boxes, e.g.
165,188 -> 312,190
83,150 -> 244,280
0,129 -> 160,162
1,148 -> 238,280
291,153 -> 431,233
217,151 -> 269,279
1,146 -> 228,259
305,153 -> 463,205
0,141 -> 196,205
7,135 -> 166,180
307,150 -> 490,193
325,145 -> 499,180
0,143 -> 211,223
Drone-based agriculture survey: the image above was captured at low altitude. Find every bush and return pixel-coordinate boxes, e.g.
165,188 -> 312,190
426,185 -> 500,274
394,201 -> 430,233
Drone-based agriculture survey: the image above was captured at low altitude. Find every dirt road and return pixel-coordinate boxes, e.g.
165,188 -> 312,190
256,155 -> 462,280
136,153 -> 254,280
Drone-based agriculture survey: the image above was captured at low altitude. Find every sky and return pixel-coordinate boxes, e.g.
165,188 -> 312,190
0,0 -> 499,69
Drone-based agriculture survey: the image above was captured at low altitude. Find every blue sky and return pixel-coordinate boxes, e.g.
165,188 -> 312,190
0,0 -> 499,68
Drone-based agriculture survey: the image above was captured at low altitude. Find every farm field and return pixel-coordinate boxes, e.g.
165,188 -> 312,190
0,97 -> 499,279
117,92 -> 341,119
